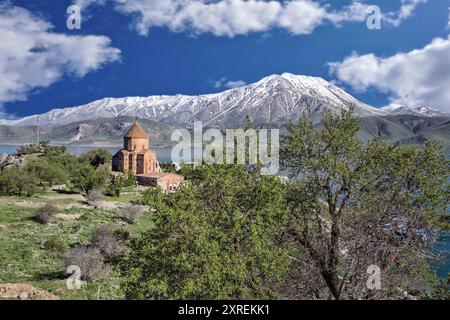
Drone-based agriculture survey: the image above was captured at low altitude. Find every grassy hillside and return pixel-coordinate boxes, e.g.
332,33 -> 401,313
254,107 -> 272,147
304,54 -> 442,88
0,192 -> 153,300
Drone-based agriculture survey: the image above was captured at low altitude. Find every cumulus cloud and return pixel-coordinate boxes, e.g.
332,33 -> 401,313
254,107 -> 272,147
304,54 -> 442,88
0,4 -> 120,106
76,0 -> 427,37
213,78 -> 247,89
329,35 -> 450,112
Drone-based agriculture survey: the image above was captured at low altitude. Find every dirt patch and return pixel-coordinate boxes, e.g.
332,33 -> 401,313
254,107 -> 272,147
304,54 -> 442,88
0,283 -> 59,300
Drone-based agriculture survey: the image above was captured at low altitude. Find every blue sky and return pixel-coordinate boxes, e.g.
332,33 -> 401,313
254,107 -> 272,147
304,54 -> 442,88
1,0 -> 450,118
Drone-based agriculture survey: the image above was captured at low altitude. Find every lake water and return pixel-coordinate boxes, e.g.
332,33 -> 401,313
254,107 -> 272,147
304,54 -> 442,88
0,144 -> 174,163
0,143 -> 448,278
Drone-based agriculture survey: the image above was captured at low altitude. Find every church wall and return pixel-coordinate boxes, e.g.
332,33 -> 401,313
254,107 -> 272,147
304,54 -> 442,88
124,137 -> 149,151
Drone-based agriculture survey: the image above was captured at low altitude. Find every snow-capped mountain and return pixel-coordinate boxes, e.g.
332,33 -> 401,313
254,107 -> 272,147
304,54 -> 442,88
2,73 -> 388,128
381,103 -> 449,117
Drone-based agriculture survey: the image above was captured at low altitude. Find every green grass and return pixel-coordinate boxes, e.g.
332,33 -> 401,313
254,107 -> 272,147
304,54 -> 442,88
0,192 -> 78,206
105,193 -> 139,204
0,198 -> 154,300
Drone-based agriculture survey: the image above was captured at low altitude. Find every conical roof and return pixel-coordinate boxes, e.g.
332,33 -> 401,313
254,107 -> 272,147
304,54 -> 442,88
124,121 -> 149,139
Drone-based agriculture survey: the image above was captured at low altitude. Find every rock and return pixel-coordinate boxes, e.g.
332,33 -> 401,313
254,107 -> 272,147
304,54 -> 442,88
0,283 -> 59,300
0,153 -> 42,171
18,291 -> 29,300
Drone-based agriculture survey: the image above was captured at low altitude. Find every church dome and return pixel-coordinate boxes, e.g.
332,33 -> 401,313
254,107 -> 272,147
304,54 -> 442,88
124,121 -> 149,139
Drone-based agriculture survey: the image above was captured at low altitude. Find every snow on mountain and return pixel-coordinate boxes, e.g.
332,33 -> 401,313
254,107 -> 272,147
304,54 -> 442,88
381,103 -> 449,117
1,73 -> 395,128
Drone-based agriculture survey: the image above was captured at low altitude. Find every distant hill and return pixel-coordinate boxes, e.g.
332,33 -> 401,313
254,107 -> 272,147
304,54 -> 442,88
0,117 -> 174,147
358,115 -> 450,146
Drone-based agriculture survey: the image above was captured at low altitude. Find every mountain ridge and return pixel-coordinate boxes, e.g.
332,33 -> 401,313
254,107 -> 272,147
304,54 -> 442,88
0,73 -> 448,148
2,73 -> 391,128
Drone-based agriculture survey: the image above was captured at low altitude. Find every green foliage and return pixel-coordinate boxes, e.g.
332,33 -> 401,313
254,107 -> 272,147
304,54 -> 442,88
70,164 -> 110,194
79,149 -> 112,168
280,109 -> 450,299
25,158 -> 68,188
105,171 -> 136,197
16,144 -> 43,155
0,165 -> 40,196
120,165 -> 289,300
16,141 -> 66,157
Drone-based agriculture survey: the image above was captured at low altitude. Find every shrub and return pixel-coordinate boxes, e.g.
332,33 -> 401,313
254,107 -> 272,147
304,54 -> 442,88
0,165 -> 40,196
86,189 -> 103,208
43,238 -> 65,253
105,181 -> 121,197
63,246 -> 108,281
121,204 -> 144,224
91,225 -> 126,261
34,204 -> 58,224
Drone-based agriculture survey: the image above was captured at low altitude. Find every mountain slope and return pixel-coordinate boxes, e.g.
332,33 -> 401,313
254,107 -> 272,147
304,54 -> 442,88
358,115 -> 450,146
4,73 -> 387,128
381,104 -> 448,117
0,117 -> 174,146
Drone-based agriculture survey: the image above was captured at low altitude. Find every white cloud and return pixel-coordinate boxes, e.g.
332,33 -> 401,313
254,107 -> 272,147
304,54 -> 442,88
224,80 -> 247,89
76,0 -> 427,37
329,35 -> 450,112
0,4 -> 120,106
385,0 -> 427,26
213,78 -> 247,89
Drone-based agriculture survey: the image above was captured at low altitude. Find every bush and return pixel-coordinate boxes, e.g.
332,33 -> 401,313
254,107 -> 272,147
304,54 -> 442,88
86,189 -> 103,208
91,225 -> 127,261
63,246 -> 108,281
43,238 -> 65,253
121,204 -> 144,224
0,165 -> 40,196
34,204 -> 58,224
105,181 -> 121,197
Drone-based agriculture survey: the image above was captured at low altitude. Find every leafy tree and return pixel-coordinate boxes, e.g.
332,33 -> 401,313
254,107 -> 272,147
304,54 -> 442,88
25,158 -> 67,188
0,165 -> 40,196
120,165 -> 289,299
42,144 -> 67,158
280,109 -> 449,300
79,149 -> 112,168
70,164 -> 110,194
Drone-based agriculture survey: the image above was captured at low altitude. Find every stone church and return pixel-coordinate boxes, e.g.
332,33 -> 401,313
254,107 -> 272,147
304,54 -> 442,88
112,121 -> 184,192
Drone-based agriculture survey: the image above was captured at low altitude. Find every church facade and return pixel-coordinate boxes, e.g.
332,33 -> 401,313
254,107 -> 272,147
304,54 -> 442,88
112,121 -> 161,175
112,121 -> 184,192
